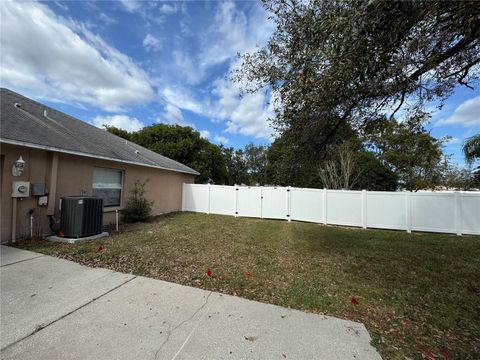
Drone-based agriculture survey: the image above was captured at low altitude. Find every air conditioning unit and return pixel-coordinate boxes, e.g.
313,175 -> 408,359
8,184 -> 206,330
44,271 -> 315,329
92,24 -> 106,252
60,197 -> 103,238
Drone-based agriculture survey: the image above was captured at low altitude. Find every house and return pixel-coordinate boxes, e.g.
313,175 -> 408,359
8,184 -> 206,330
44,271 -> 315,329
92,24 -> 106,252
0,88 -> 198,243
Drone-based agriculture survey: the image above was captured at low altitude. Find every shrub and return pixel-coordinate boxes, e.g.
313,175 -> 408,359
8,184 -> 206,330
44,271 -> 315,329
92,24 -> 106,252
122,180 -> 153,223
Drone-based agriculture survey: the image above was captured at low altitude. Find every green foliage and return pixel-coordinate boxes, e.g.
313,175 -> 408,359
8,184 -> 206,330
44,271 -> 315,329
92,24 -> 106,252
243,143 -> 269,185
463,134 -> 480,164
266,135 -> 311,186
364,118 -> 444,190
132,124 -> 228,184
221,146 -> 249,185
266,134 -> 398,190
105,119 -> 452,192
355,151 -> 398,191
107,124 -> 228,184
222,143 -> 269,185
104,125 -> 132,141
122,180 -> 153,223
436,156 -> 479,190
235,0 -> 480,155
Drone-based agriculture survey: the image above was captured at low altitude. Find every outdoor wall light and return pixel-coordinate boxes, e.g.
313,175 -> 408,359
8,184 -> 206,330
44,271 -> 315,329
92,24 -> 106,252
12,156 -> 26,177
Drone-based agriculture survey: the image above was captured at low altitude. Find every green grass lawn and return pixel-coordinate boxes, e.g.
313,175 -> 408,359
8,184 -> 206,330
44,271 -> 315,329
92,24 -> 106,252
15,212 -> 480,359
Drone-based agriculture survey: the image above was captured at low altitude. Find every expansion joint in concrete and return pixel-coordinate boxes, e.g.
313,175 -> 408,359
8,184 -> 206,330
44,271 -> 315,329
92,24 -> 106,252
154,291 -> 213,360
0,276 -> 137,352
0,255 -> 45,267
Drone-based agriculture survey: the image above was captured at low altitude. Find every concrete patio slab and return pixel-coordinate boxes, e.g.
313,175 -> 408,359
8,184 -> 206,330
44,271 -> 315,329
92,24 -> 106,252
0,247 -> 134,350
0,246 -> 382,359
175,291 -> 377,360
0,245 -> 44,266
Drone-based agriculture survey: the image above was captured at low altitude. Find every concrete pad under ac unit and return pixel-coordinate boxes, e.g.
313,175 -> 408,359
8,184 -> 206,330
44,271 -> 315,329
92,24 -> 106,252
46,232 -> 109,244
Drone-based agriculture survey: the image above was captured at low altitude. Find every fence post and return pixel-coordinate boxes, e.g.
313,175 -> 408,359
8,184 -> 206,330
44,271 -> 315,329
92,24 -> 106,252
323,188 -> 328,225
455,191 -> 462,236
181,183 -> 185,211
287,186 -> 291,222
405,191 -> 412,233
260,186 -> 264,219
234,185 -> 239,217
362,190 -> 367,229
207,183 -> 211,214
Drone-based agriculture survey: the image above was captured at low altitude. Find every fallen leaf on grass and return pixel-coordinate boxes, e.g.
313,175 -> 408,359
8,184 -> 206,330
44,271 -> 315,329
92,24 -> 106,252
421,352 -> 435,360
440,347 -> 451,360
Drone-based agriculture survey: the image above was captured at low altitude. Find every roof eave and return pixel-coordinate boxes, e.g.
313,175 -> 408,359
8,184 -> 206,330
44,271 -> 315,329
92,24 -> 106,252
0,138 -> 200,176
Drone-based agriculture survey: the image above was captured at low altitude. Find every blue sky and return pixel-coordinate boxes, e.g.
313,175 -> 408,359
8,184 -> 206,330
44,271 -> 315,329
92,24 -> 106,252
1,1 -> 479,165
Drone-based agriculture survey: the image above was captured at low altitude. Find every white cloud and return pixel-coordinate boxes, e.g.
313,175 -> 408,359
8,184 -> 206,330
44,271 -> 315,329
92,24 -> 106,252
54,1 -> 68,11
199,130 -> 211,139
159,3 -> 178,15
162,87 -> 210,116
119,0 -> 141,12
199,1 -> 274,70
155,110 -> 194,128
117,0 -> 166,25
214,135 -> 229,144
98,12 -> 117,26
436,97 -> 480,127
179,20 -> 193,37
212,73 -> 275,139
143,34 -> 162,52
172,51 -> 205,85
163,103 -> 183,122
163,1 -> 275,139
157,1 -> 273,91
160,77 -> 275,140
148,1 -> 275,140
91,115 -> 144,132
4,0 -> 276,141
0,1 -> 154,111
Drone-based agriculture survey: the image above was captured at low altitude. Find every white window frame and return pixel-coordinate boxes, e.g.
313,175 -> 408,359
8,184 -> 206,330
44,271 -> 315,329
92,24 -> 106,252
92,167 -> 124,208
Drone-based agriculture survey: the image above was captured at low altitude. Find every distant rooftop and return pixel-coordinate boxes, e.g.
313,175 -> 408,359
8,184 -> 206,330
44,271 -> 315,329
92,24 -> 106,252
0,88 -> 199,175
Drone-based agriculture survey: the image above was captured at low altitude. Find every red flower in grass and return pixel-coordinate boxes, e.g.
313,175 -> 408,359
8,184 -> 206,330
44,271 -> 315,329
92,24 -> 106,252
244,271 -> 253,278
206,268 -> 212,277
440,347 -> 451,360
98,243 -> 104,253
351,297 -> 359,305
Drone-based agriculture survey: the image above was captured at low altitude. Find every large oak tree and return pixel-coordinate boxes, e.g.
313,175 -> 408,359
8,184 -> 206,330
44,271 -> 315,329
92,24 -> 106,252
235,0 -> 480,158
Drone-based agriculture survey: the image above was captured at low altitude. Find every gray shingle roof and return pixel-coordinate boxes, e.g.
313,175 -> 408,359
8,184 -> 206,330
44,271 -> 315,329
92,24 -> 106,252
0,88 -> 199,175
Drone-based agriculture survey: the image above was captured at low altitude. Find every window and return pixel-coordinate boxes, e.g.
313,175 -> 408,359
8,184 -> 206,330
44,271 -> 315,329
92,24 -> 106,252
92,168 -> 123,207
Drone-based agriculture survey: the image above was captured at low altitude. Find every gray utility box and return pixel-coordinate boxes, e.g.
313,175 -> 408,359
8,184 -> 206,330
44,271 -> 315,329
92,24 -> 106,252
60,196 -> 103,238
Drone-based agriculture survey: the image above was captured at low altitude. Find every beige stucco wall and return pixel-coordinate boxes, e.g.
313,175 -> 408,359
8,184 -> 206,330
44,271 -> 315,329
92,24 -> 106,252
0,143 -> 195,243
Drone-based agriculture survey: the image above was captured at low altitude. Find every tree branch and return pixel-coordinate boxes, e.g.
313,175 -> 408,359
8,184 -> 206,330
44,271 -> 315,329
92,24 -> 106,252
389,91 -> 406,120
406,25 -> 480,84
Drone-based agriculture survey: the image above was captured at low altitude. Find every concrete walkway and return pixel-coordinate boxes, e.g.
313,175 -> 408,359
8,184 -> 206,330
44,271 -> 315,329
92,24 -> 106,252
0,245 -> 382,360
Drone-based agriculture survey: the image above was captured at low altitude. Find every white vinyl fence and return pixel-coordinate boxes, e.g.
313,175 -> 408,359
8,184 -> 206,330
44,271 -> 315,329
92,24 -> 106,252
182,184 -> 480,235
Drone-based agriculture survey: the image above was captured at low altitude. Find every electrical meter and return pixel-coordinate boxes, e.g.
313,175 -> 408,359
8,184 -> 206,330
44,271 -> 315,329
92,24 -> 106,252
12,181 -> 30,197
